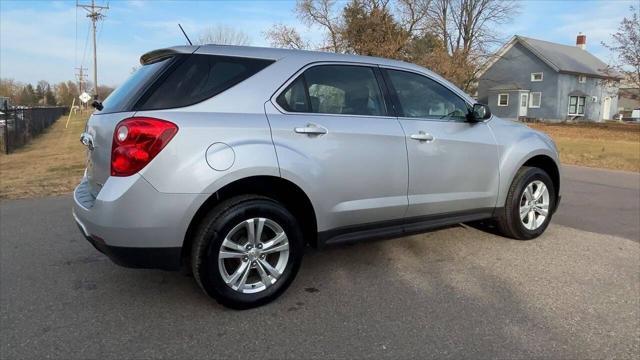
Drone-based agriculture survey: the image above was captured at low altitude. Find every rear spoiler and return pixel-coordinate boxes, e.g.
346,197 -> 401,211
139,46 -> 199,65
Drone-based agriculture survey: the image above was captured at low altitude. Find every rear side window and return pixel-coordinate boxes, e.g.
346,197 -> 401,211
277,65 -> 386,116
136,55 -> 274,110
100,57 -> 171,114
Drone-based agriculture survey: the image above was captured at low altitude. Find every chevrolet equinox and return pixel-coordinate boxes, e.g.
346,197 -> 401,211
73,45 -> 561,309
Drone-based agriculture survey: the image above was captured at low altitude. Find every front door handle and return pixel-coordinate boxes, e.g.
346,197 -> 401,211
294,124 -> 327,135
410,131 -> 434,142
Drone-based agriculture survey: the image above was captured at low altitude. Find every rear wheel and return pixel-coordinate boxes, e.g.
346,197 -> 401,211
191,195 -> 304,309
495,166 -> 556,240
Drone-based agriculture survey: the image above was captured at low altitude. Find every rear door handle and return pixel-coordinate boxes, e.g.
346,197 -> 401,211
294,124 -> 327,135
410,131 -> 434,142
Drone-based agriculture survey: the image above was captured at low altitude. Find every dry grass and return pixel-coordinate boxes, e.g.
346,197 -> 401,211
0,112 -> 89,200
528,122 -> 640,172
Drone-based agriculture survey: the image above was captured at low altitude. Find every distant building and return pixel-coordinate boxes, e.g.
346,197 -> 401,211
618,76 -> 640,119
477,34 -> 621,122
0,96 -> 10,109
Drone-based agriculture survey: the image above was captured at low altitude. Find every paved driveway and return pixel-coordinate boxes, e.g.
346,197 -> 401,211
1,166 -> 639,359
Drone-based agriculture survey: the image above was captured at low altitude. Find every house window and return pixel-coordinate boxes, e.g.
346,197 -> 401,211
531,72 -> 543,82
568,96 -> 586,115
578,75 -> 587,83
529,92 -> 542,108
498,93 -> 509,106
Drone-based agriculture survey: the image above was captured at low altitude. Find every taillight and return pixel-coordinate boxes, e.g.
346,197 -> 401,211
111,117 -> 178,177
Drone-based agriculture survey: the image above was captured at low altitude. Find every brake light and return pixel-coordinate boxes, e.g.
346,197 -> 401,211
111,117 -> 178,177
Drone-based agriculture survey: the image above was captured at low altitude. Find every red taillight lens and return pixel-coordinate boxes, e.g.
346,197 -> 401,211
111,117 -> 178,177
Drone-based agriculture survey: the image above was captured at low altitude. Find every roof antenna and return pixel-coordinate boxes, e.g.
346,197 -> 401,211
178,23 -> 193,46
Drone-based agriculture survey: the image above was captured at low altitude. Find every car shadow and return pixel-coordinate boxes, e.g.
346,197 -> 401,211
70,223 -> 584,358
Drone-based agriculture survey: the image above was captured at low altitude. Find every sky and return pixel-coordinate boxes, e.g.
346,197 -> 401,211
0,0 -> 636,87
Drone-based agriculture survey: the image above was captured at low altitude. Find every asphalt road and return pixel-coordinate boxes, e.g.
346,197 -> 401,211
1,166 -> 639,359
555,165 -> 640,242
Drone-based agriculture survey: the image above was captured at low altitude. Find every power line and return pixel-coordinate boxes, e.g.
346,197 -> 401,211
76,0 -> 109,100
80,21 -> 91,69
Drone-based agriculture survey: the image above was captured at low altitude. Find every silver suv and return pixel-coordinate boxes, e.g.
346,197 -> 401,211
73,45 -> 560,309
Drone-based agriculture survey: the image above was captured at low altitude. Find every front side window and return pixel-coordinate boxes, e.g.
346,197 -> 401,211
386,69 -> 469,121
498,93 -> 509,107
568,96 -> 586,115
530,92 -> 542,108
277,65 -> 386,116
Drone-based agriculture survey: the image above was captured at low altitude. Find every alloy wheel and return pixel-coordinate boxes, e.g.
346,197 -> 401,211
217,218 -> 290,294
519,180 -> 550,230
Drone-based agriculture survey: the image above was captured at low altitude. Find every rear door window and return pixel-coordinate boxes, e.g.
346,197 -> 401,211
136,55 -> 273,110
277,65 -> 386,116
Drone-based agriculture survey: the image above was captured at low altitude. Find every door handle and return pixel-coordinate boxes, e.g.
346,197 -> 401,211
410,131 -> 434,142
294,124 -> 327,135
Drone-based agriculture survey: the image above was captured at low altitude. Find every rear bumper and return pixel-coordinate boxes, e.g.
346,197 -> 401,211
74,215 -> 181,270
72,174 -> 208,270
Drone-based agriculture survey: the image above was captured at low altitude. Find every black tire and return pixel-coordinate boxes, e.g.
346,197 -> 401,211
191,195 -> 304,309
495,166 -> 556,240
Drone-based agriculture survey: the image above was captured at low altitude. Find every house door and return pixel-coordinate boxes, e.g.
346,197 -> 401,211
602,96 -> 611,120
519,93 -> 529,117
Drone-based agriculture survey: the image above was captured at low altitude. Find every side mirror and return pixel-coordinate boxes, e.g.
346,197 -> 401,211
467,103 -> 491,122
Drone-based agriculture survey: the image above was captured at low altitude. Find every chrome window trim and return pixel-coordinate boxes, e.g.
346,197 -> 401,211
269,61 -> 396,120
378,65 -> 491,123
378,64 -> 475,108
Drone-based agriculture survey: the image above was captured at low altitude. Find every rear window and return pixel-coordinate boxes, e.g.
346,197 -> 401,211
99,54 -> 273,114
135,54 -> 274,110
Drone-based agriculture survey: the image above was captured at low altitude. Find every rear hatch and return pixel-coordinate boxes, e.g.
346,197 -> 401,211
84,52 -> 177,196
84,47 -> 275,197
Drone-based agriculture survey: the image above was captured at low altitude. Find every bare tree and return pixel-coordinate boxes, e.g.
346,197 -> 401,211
426,0 -> 450,50
602,6 -> 640,89
263,0 -> 517,92
396,0 -> 431,35
428,0 -> 516,55
197,25 -> 251,46
296,0 -> 344,51
422,0 -> 518,91
264,24 -> 310,49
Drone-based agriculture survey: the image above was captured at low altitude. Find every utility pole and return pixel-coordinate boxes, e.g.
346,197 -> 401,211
77,0 -> 108,100
75,66 -> 88,110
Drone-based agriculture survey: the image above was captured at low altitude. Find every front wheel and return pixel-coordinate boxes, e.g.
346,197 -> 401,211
191,195 -> 304,309
495,166 -> 556,240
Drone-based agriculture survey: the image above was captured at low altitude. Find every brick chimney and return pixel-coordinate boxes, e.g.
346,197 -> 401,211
576,32 -> 586,50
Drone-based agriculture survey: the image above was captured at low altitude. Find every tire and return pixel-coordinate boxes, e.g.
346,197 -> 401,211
191,195 -> 304,309
495,166 -> 556,240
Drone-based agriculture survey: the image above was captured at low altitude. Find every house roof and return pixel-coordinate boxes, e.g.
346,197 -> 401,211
479,35 -> 622,80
